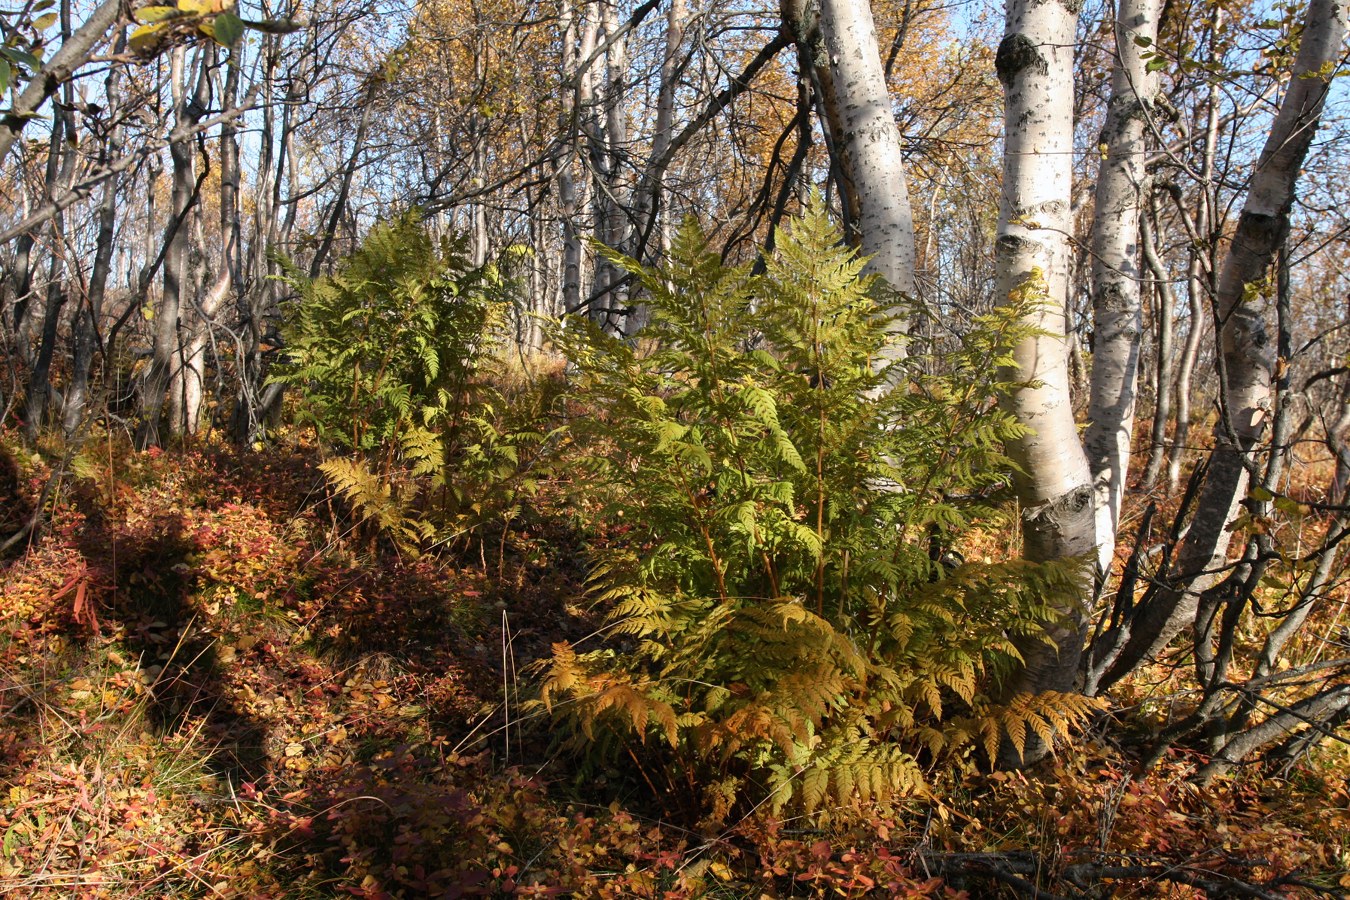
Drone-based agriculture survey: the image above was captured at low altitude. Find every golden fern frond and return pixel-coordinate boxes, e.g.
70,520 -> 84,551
801,763 -> 830,814
539,642 -> 589,710
713,704 -> 800,758
772,669 -> 850,722
793,737 -> 925,812
319,458 -> 429,551
970,691 -> 1105,763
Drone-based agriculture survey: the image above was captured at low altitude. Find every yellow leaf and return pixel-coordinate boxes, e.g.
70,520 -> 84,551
129,21 -> 169,53
133,5 -> 178,23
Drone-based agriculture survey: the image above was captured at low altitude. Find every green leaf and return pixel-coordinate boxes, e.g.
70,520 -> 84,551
1273,495 -> 1306,517
0,47 -> 42,73
0,59 -> 9,95
32,12 -> 57,30
1145,55 -> 1169,73
212,10 -> 245,45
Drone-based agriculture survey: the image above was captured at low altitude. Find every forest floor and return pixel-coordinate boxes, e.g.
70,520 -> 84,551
1,429 -> 1348,898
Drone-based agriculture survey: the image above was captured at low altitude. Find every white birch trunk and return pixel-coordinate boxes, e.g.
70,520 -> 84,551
1084,0 -> 1160,571
596,0 -> 631,333
994,0 -> 1096,713
812,0 -> 917,354
654,0 -> 684,264
171,269 -> 231,437
1095,0 -> 1350,692
651,1 -> 685,233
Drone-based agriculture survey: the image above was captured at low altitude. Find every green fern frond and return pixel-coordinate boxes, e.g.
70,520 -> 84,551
541,198 -> 1093,822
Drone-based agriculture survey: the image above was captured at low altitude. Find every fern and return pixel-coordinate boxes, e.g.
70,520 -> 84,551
273,212 -> 551,555
318,457 -> 435,553
539,198 -> 1095,821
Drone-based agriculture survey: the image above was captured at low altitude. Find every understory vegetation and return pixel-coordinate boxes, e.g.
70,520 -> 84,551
2,208 -> 1348,898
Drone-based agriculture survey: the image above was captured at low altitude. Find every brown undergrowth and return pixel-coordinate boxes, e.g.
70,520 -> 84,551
0,427 -> 1346,898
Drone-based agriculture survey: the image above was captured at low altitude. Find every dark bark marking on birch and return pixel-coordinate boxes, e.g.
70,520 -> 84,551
995,233 -> 1038,257
996,34 -> 1048,86
1023,483 -> 1095,563
1232,210 -> 1286,261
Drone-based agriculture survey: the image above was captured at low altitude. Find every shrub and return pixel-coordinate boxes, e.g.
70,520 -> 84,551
274,212 -> 552,554
540,201 -> 1095,821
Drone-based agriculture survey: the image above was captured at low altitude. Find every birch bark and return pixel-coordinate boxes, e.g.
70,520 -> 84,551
994,0 -> 1096,717
1096,0 -> 1350,691
786,0 -> 917,354
560,1 -> 597,317
1084,0 -> 1160,569
137,48 -> 201,449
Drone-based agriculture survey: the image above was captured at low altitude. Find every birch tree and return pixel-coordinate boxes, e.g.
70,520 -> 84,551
1083,0 -> 1160,565
784,0 -> 917,350
992,0 -> 1096,718
137,47 -> 206,450
1093,0 -> 1350,692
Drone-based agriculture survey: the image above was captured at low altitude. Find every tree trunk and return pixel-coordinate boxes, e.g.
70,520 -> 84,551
624,0 -> 686,333
1139,196 -> 1176,489
1095,0 -> 1350,693
560,0 -> 597,317
65,31 -> 126,436
64,163 -> 117,436
1166,80 -> 1221,494
1084,0 -> 1160,569
23,15 -> 80,442
653,0 -> 685,268
137,47 -> 201,450
1330,380 -> 1350,500
171,270 -> 231,437
591,0 -> 631,334
993,0 -> 1095,735
7,230 -> 35,370
785,0 -> 916,356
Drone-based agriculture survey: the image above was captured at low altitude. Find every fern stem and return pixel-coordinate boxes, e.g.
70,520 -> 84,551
673,455 -> 730,603
813,300 -> 828,618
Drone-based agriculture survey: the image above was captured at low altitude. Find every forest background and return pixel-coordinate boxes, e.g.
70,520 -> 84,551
2,0 -> 1350,895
